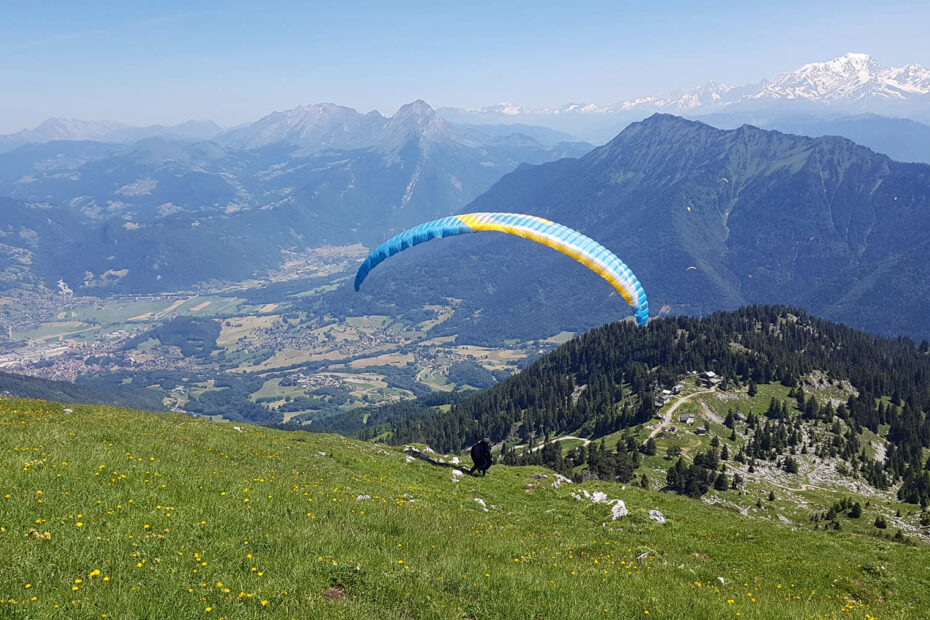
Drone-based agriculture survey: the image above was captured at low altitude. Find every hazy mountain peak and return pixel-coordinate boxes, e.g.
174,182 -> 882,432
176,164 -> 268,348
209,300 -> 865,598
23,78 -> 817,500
394,99 -> 435,118
387,100 -> 450,141
23,117 -> 128,141
217,102 -> 387,150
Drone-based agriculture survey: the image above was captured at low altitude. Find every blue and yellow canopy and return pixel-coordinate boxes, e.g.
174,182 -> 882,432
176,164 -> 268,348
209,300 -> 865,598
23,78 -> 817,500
354,212 -> 649,325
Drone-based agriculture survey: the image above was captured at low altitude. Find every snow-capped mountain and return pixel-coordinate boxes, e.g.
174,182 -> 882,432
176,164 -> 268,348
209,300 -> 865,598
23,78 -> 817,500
438,101 -> 612,125
753,53 -> 930,103
439,53 -> 930,127
619,53 -> 930,110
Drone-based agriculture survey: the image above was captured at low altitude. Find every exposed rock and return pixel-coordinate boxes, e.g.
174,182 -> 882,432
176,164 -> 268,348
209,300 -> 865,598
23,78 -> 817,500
572,488 -> 627,519
551,473 -> 572,488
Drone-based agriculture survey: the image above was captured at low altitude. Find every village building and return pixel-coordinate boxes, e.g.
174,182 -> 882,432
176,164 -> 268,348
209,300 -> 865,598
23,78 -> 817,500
698,371 -> 722,387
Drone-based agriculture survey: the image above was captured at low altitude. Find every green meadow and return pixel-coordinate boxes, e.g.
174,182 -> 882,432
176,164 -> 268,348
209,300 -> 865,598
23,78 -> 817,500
2,397 -> 928,619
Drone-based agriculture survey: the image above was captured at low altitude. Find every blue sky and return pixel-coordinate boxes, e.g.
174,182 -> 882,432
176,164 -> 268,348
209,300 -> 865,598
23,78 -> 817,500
2,0 -> 929,132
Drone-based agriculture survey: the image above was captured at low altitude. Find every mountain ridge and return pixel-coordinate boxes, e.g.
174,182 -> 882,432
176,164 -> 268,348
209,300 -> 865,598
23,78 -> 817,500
0,102 -> 591,292
343,113 -> 930,342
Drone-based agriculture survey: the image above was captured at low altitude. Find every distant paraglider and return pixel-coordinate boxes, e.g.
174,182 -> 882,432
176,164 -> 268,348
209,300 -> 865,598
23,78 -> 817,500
354,212 -> 649,326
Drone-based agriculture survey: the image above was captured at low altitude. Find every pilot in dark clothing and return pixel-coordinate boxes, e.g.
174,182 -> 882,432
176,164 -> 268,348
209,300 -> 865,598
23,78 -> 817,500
469,437 -> 493,476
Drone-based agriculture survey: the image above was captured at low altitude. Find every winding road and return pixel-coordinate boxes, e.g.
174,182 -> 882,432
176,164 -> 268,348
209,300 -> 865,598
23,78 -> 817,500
645,386 -> 716,443
527,435 -> 591,453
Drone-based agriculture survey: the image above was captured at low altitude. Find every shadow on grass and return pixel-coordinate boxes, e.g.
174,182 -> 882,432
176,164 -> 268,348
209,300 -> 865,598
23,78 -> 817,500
403,446 -> 470,471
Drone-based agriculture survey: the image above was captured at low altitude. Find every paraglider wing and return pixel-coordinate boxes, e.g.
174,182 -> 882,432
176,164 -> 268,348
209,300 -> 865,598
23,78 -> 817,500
354,212 -> 649,325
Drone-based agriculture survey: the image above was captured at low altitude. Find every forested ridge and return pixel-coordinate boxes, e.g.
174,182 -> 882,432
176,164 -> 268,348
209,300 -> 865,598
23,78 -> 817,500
328,305 -> 930,504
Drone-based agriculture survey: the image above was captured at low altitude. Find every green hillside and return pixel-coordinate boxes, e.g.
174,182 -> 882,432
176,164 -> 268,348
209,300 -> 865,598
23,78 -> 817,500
2,396 -> 929,618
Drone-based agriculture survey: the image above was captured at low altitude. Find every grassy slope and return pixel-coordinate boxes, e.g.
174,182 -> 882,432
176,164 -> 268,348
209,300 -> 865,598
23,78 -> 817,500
571,377 -> 928,539
2,397 -> 929,619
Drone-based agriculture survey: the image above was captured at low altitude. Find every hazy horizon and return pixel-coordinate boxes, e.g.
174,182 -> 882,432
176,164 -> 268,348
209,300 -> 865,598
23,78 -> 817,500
2,0 -> 930,133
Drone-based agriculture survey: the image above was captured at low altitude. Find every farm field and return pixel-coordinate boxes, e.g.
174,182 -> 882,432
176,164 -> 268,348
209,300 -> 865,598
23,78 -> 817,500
0,262 -> 544,423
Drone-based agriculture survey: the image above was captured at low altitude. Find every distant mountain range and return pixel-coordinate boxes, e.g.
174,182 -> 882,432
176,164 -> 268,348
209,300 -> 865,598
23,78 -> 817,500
344,114 -> 930,342
0,119 -> 225,153
3,74 -> 930,343
6,53 -> 930,147
438,53 -> 930,139
0,101 -> 590,292
443,52 -> 930,116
